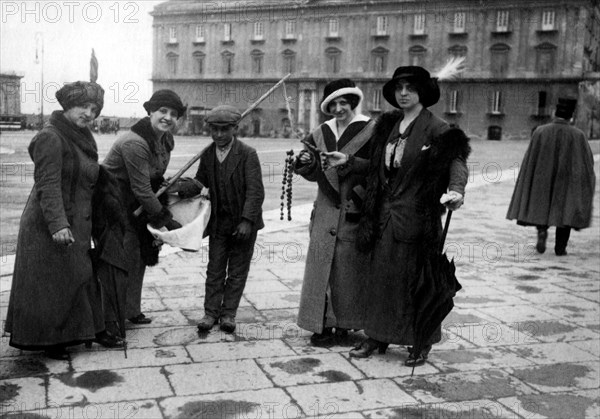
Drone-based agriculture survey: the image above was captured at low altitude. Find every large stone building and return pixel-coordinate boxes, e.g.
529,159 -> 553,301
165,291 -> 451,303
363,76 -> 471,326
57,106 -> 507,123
151,0 -> 600,139
0,73 -> 25,130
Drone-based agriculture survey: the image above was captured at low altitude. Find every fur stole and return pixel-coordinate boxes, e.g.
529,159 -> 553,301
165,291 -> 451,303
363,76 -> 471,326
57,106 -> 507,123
356,111 -> 471,252
131,117 -> 174,156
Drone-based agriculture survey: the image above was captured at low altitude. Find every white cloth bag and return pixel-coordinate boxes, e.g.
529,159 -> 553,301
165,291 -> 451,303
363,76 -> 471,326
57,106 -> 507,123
147,189 -> 211,251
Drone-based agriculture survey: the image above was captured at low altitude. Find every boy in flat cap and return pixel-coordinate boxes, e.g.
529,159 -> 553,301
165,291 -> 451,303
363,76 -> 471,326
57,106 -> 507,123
176,105 -> 265,333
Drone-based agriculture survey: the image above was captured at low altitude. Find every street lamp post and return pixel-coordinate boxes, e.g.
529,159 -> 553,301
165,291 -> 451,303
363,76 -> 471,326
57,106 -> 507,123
35,32 -> 44,128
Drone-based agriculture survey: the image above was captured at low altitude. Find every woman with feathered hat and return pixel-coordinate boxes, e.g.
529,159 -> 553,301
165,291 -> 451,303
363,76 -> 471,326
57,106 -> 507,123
5,81 -> 124,359
294,79 -> 376,346
347,61 -> 471,367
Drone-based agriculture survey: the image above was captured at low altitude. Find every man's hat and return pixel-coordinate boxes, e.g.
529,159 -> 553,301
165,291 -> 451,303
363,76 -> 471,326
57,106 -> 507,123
382,66 -> 440,108
205,105 -> 242,126
555,97 -> 577,120
320,78 -> 363,115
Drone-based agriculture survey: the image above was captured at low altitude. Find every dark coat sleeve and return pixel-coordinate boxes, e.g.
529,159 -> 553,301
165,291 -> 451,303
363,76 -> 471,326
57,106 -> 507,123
293,133 -> 320,181
120,138 -> 164,216
241,148 -> 265,225
30,132 -> 70,235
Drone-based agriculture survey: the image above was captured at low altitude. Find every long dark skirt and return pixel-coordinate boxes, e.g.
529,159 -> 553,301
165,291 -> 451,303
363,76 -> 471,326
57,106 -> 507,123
97,261 -> 128,338
363,223 -> 442,345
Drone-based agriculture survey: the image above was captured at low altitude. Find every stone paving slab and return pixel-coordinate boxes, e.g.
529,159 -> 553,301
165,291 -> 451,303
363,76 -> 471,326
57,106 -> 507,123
165,360 -> 273,396
257,352 -> 366,386
0,376 -> 46,414
48,367 -> 173,405
4,400 -> 164,419
394,369 -> 538,404
287,379 -> 418,415
427,347 -> 534,373
186,339 -> 296,363
364,399 -> 517,419
507,342 -> 600,365
508,361 -> 600,393
159,388 -> 296,419
70,346 -> 192,371
498,389 -> 600,419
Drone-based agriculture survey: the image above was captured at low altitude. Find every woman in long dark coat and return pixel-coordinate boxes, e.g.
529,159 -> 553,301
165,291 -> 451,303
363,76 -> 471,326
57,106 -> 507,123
349,65 -> 470,367
294,79 -> 375,346
100,90 -> 185,330
5,81 -> 121,359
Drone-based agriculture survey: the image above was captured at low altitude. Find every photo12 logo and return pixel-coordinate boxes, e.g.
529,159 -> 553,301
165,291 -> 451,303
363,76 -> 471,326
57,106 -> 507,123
1,1 -> 140,24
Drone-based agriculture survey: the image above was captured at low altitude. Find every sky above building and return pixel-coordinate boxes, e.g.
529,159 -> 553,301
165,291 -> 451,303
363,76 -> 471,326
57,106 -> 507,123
1,1 -> 164,117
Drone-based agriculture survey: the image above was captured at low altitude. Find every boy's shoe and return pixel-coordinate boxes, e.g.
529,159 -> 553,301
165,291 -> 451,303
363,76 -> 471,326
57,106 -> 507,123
197,315 -> 217,331
220,316 -> 236,333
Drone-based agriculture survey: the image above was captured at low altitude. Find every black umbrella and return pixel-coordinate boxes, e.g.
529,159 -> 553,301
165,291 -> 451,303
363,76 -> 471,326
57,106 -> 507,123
410,210 -> 462,376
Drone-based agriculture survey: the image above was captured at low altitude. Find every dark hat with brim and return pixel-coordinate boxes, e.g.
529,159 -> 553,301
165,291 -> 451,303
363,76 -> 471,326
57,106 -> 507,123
320,78 -> 363,115
143,89 -> 187,118
206,105 -> 242,126
382,66 -> 440,108
56,81 -> 105,117
555,97 -> 577,120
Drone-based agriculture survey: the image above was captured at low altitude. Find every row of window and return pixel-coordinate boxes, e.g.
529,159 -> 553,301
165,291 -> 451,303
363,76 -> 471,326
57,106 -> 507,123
371,89 -> 547,116
164,42 -> 558,76
166,10 -> 558,44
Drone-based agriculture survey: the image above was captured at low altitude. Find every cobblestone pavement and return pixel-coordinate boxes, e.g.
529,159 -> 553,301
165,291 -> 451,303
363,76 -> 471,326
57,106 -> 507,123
1,158 -> 599,419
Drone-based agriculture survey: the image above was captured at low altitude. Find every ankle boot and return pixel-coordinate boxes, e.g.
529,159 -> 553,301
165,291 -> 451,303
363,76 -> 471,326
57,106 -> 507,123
536,228 -> 548,254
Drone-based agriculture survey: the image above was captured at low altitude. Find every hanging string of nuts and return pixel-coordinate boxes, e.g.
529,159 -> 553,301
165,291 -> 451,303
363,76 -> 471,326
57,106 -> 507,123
281,149 -> 295,221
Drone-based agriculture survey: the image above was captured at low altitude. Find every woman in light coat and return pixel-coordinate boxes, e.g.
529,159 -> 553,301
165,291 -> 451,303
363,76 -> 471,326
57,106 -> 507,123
294,79 -> 375,346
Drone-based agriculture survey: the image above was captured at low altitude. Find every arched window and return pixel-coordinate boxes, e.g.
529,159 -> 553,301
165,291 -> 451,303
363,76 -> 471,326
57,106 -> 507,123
448,45 -> 467,58
371,46 -> 389,73
221,50 -> 234,74
325,47 -> 341,73
409,45 -> 427,67
535,43 -> 557,75
251,50 -> 264,74
490,43 -> 510,77
193,51 -> 205,74
167,52 -> 179,75
282,49 -> 296,74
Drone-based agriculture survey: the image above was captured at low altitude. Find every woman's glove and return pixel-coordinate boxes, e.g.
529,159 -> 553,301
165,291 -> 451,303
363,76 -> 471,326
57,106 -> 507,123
440,191 -> 464,210
297,150 -> 313,165
52,227 -> 75,246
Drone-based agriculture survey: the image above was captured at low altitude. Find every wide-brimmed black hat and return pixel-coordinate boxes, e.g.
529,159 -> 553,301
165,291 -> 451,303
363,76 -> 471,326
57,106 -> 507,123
382,66 -> 440,108
143,89 -> 187,117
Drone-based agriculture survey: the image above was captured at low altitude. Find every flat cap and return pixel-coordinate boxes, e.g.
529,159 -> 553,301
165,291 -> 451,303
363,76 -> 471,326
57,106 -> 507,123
206,105 -> 242,126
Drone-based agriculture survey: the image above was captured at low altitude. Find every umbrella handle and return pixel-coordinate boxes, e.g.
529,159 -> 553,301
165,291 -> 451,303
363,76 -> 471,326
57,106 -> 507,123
439,210 -> 453,253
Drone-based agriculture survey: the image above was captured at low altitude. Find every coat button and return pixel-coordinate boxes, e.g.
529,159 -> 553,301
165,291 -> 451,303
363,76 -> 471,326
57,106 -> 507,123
329,228 -> 337,236
85,215 -> 91,220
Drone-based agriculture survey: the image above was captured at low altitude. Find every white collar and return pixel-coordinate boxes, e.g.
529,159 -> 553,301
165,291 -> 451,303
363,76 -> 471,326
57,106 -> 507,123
325,113 -> 370,141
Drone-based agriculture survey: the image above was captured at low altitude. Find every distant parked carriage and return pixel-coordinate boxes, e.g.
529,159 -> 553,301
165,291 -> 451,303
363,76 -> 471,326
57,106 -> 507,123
0,115 -> 26,131
98,117 -> 120,134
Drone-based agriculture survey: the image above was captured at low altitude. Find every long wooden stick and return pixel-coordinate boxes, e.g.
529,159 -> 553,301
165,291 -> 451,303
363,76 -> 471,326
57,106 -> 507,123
133,73 -> 292,217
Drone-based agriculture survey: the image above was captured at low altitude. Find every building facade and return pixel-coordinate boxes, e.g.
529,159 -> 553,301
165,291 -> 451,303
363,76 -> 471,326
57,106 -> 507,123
151,0 -> 600,139
0,73 -> 25,130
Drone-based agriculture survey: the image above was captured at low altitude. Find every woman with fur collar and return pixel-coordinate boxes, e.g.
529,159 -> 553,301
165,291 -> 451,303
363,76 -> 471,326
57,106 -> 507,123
347,65 -> 470,367
100,90 -> 185,333
294,79 -> 376,346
